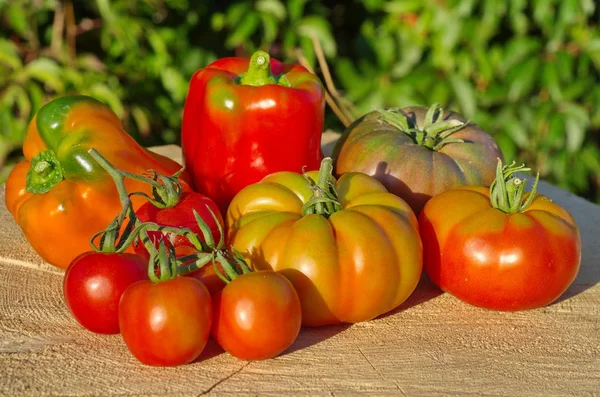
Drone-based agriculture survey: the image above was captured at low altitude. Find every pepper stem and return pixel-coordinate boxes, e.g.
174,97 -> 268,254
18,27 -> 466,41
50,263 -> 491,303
26,150 -> 65,194
489,159 -> 540,214
302,157 -> 342,218
238,50 -> 290,87
377,103 -> 468,151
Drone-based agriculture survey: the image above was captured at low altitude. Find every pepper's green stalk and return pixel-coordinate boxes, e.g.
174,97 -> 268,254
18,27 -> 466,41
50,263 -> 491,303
301,157 -> 342,217
238,50 -> 291,87
489,159 -> 540,214
377,103 -> 468,151
26,150 -> 65,194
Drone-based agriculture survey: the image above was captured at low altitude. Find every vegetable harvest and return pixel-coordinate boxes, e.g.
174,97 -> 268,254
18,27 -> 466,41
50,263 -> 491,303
4,48 -> 583,369
182,50 -> 325,213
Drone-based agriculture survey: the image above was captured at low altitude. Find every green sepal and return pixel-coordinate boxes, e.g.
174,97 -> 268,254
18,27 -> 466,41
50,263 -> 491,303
377,103 -> 468,151
26,150 -> 64,194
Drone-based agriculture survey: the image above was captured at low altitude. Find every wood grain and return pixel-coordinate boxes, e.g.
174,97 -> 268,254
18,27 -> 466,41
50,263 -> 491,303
1,135 -> 599,396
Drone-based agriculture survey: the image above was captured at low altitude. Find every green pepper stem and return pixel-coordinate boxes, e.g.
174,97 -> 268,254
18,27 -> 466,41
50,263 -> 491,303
238,50 -> 290,87
377,103 -> 467,151
490,159 -> 540,214
301,157 -> 342,218
25,150 -> 65,194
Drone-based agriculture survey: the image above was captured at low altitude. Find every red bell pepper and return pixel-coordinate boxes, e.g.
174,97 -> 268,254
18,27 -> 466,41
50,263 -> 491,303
181,51 -> 325,212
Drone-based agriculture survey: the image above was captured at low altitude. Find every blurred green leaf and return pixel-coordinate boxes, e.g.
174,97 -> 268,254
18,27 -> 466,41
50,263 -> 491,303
256,0 -> 286,21
260,13 -> 279,45
160,67 -> 187,102
0,38 -> 22,70
131,105 -> 151,136
24,58 -> 64,92
507,57 -> 540,102
87,83 -> 124,117
287,0 -> 307,22
296,16 -> 336,57
383,0 -> 423,14
225,12 -> 260,49
449,75 -> 476,118
5,3 -> 28,38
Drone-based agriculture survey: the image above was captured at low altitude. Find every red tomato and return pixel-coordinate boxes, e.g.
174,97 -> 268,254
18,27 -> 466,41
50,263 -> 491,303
419,186 -> 581,311
119,277 -> 212,366
63,252 -> 148,334
212,271 -> 302,360
134,191 -> 223,259
185,261 -> 227,296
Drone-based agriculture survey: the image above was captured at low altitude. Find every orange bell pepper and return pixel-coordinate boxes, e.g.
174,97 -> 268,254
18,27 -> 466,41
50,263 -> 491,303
5,95 -> 189,269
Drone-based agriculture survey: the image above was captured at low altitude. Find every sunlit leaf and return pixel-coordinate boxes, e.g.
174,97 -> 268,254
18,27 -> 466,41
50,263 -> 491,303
296,16 -> 336,57
226,12 -> 260,49
256,0 -> 286,21
24,58 -> 64,92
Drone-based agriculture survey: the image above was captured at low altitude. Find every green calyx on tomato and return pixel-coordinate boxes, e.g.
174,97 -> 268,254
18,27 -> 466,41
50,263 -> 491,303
377,103 -> 468,151
237,51 -> 291,87
86,148 -> 226,282
490,159 -> 540,214
302,157 -> 342,218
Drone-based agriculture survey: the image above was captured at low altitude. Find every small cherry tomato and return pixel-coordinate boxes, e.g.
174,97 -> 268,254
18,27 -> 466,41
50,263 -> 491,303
212,271 -> 302,360
119,277 -> 212,366
63,252 -> 148,334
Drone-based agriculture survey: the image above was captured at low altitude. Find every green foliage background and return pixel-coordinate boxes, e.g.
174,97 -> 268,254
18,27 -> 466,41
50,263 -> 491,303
2,0 -> 600,202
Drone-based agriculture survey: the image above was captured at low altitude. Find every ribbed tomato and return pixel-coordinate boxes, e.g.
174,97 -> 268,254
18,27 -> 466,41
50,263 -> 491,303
226,158 -> 422,326
334,104 -> 503,213
419,161 -> 581,311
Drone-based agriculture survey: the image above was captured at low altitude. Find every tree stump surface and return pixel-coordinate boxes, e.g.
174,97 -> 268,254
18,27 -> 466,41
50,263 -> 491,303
1,133 -> 599,396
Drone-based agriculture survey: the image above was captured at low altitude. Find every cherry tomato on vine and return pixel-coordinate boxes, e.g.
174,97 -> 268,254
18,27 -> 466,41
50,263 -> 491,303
63,252 -> 148,334
212,270 -> 302,360
133,191 -> 223,260
119,276 -> 212,366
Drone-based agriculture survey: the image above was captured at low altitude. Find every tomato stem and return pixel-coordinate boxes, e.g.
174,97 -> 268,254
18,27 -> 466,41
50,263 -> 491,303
87,148 -> 250,284
377,103 -> 468,151
302,157 -> 342,218
489,159 -> 540,214
209,248 -> 253,284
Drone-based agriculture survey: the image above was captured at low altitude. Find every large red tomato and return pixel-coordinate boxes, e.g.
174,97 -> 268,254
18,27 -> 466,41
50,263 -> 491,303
419,161 -> 581,311
334,104 -> 502,213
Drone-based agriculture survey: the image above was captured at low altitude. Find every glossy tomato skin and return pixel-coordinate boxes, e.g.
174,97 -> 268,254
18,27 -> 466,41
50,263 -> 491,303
227,170 -> 423,326
212,271 -> 302,360
334,107 -> 502,214
419,186 -> 581,311
134,191 -> 223,260
119,277 -> 212,366
63,252 -> 148,334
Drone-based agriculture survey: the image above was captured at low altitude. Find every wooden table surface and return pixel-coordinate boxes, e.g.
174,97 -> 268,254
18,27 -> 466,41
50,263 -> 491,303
1,136 -> 599,396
